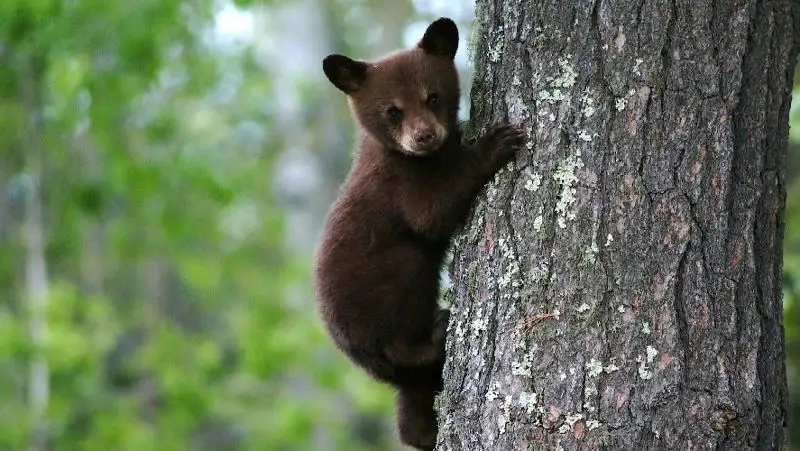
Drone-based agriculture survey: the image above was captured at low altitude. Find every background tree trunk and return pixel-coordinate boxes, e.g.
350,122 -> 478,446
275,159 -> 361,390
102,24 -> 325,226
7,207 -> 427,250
438,0 -> 799,449
19,55 -> 50,451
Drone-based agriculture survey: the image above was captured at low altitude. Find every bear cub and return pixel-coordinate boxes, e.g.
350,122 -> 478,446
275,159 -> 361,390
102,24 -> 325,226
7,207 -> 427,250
313,17 -> 524,450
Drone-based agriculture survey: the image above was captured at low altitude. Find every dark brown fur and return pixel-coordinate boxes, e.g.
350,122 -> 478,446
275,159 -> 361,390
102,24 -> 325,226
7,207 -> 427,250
314,18 -> 524,450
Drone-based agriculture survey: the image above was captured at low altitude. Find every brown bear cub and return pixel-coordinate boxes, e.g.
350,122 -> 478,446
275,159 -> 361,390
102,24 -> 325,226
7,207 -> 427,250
314,17 -> 524,450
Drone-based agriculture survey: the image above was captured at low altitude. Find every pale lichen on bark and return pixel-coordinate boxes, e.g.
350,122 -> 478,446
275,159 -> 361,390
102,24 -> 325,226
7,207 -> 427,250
438,0 -> 799,449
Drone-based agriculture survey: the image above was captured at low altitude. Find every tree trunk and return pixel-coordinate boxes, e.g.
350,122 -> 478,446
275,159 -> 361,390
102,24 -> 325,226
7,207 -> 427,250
438,0 -> 799,449
19,55 -> 51,451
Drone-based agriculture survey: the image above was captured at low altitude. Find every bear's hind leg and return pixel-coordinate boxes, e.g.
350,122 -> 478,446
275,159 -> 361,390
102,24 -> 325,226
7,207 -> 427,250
396,386 -> 438,451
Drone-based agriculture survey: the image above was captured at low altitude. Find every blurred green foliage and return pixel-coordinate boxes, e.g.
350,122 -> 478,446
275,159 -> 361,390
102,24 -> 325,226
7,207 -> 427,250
784,64 -> 800,449
0,0 -> 454,449
0,0 -> 796,449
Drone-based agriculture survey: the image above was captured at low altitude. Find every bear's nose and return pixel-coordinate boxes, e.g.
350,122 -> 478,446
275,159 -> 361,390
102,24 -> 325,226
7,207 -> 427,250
414,130 -> 434,145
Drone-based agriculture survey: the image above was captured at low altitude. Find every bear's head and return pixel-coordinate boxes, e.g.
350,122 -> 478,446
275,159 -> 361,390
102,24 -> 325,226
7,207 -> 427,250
323,18 -> 460,157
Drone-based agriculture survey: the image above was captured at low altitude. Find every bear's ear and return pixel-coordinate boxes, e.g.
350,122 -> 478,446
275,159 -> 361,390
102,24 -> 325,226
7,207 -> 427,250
323,54 -> 368,94
418,17 -> 459,59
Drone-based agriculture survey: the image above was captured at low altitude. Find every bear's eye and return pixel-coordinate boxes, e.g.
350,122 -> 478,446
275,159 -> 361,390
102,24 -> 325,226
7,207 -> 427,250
386,106 -> 403,121
426,93 -> 439,106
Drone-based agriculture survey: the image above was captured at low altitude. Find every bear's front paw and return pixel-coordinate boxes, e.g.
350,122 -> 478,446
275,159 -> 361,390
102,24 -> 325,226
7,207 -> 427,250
480,124 -> 526,166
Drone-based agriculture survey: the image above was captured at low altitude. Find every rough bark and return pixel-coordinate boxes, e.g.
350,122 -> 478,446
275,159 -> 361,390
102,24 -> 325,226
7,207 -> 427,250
437,0 -> 799,449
